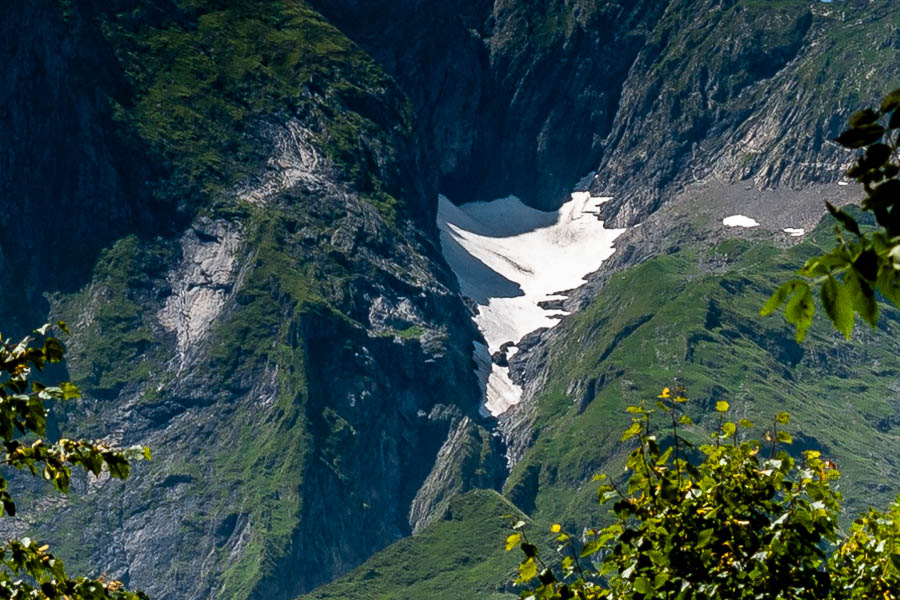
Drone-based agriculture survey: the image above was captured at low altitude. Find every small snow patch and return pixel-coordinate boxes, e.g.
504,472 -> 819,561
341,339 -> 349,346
838,181 -> 850,186
723,215 -> 760,228
784,228 -> 805,237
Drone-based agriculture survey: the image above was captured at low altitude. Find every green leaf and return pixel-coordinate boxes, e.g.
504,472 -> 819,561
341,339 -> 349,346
826,202 -> 861,236
761,280 -> 804,316
42,338 -> 64,363
722,422 -> 736,437
599,490 -> 619,504
776,412 -> 790,425
580,539 -> 602,557
634,577 -> 653,594
59,382 -> 80,401
845,269 -> 878,327
877,264 -> 900,306
835,124 -> 885,148
621,422 -> 642,442
801,250 -> 850,277
880,89 -> 900,113
777,430 -> 793,445
863,143 -> 892,169
821,275 -> 854,339
864,179 -> 900,212
849,108 -> 880,128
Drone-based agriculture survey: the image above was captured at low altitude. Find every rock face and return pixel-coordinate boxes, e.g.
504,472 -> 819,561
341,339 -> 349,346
591,0 -> 900,226
314,0 -> 897,214
0,0 -> 176,332
311,0 -> 666,209
157,219 -> 245,369
0,2 -> 501,599
408,416 -> 505,533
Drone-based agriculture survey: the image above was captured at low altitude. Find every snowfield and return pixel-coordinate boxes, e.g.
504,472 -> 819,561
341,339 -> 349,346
438,192 -> 625,416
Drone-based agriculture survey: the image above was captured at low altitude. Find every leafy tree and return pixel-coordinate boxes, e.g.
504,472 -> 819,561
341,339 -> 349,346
764,88 -> 900,340
507,390 -> 900,600
0,322 -> 149,599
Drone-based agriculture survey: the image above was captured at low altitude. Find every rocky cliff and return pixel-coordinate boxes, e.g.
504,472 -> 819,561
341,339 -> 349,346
313,0 -> 898,214
0,1 -> 498,598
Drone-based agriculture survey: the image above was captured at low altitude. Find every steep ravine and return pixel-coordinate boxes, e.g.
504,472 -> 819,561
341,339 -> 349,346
437,192 -> 623,418
303,182 -> 900,600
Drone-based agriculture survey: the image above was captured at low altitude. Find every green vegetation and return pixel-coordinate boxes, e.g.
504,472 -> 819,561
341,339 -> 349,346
203,211 -> 319,597
54,236 -> 173,396
302,490 -> 525,600
97,0 -> 412,222
509,396 -> 900,600
505,216 -> 900,527
39,3 -> 429,593
506,92 -> 900,600
0,323 -> 149,598
301,213 -> 900,599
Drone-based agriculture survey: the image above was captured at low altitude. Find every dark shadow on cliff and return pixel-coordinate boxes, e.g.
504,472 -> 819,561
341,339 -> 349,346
0,0 -> 193,334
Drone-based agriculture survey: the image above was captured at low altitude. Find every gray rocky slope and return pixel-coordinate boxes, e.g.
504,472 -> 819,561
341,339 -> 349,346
2,2 -> 492,599
313,0 -> 898,213
1,0 -> 899,599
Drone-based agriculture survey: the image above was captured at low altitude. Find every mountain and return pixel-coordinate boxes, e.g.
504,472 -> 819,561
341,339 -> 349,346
2,1 -> 900,599
2,1 -> 494,598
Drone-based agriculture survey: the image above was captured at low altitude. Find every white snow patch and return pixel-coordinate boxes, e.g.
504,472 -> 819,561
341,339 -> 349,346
784,228 -> 805,237
838,181 -> 850,186
723,215 -> 760,228
438,192 -> 624,416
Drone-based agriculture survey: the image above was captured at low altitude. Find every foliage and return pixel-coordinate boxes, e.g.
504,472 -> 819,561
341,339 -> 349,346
765,88 -> 900,340
508,392 -> 900,600
0,323 -> 149,599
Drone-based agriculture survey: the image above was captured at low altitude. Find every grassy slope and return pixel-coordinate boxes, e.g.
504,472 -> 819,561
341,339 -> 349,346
306,216 -> 900,599
300,490 -> 526,600
507,218 -> 900,528
96,0 -> 409,219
